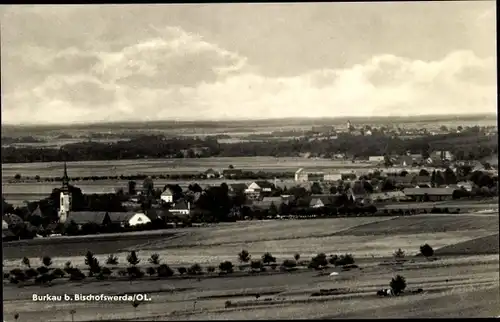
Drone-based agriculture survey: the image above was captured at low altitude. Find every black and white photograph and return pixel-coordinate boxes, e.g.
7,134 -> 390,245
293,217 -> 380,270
1,2 -> 498,320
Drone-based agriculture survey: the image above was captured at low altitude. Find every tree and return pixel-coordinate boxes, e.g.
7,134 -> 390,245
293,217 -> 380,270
22,257 -> 31,268
419,169 -> 430,177
238,250 -> 251,263
128,181 -> 137,195
188,263 -> 202,275
41,256 -> 52,268
177,267 -> 187,275
148,253 -> 160,265
146,267 -> 156,276
219,261 -> 234,274
250,260 -> 264,271
444,168 -> 457,185
269,203 -> 278,217
262,252 -> 277,264
393,248 -> 405,261
294,253 -> 300,261
207,266 -> 216,273
84,251 -> 101,276
329,186 -> 338,194
311,182 -> 323,194
127,251 -> 140,266
390,275 -> 407,295
14,173 -> 21,180
157,264 -> 174,277
106,254 -> 118,265
420,244 -> 434,258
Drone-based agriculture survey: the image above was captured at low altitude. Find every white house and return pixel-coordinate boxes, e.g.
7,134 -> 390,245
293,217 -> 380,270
247,181 -> 274,193
323,173 -> 342,182
369,156 -> 385,162
161,188 -> 174,203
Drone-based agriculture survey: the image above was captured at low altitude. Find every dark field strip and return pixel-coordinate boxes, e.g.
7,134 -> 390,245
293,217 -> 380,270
435,234 -> 500,256
334,215 -> 499,237
2,233 -> 177,259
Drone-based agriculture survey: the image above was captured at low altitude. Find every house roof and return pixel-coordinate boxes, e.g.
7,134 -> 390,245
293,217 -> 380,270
161,188 -> 173,196
66,212 -> 108,225
391,175 -> 416,184
252,181 -> 275,189
403,188 -> 456,196
368,191 -> 406,200
229,183 -> 248,191
252,199 -> 283,209
262,197 -> 283,204
310,194 -> 339,206
107,212 -> 137,223
146,208 -> 168,220
412,175 -> 431,183
172,200 -> 190,210
2,219 -> 9,230
31,205 -> 43,217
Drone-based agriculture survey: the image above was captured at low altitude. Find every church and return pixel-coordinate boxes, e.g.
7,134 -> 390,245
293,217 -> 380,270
58,162 -> 72,224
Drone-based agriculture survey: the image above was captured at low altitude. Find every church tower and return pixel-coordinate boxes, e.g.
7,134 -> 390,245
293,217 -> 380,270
58,162 -> 71,223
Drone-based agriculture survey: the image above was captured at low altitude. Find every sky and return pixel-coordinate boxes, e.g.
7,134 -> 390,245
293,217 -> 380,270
0,2 -> 496,125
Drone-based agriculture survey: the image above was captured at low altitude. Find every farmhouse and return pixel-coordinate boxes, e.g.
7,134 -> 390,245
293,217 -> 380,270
368,156 -> 385,162
160,188 -> 174,203
403,187 -> 456,202
66,211 -> 111,226
107,212 -> 152,227
309,194 -> 340,208
247,181 -> 275,193
169,200 -> 191,216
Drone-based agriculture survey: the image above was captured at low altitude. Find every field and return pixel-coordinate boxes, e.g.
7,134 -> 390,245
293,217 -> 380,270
1,157 -> 375,179
3,213 -> 499,320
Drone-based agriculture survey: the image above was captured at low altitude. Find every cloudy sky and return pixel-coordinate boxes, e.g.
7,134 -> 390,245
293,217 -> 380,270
0,2 -> 496,125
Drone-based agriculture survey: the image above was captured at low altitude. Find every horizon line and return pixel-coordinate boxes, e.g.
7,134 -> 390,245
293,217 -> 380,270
1,113 -> 497,129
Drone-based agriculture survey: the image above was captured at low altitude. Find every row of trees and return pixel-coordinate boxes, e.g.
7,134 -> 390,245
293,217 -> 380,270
2,132 -> 496,163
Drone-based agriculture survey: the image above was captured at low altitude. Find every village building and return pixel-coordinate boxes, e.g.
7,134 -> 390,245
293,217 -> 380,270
169,200 -> 191,216
160,188 -> 174,203
204,168 -> 218,179
246,181 -> 275,193
66,211 -> 111,227
403,188 -> 456,202
107,212 -> 152,227
309,194 -> 340,208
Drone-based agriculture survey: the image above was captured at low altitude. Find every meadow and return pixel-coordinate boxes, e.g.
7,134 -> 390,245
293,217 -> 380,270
3,213 -> 499,321
1,157 -> 373,179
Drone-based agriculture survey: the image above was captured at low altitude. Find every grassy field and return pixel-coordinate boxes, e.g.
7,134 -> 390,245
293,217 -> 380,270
3,255 -> 498,321
1,157 -> 374,179
3,214 -> 498,270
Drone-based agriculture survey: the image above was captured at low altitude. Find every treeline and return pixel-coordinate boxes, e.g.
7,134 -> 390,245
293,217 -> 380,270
2,132 -> 497,163
11,171 -> 296,183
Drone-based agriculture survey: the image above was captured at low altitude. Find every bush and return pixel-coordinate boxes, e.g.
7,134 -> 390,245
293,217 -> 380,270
309,253 -> 328,269
10,277 -> 19,284
335,254 -> 355,266
390,275 -> 407,295
294,253 -> 300,261
270,263 -> 278,270
238,250 -> 251,263
178,267 -> 187,275
52,268 -> 65,278
157,264 -> 174,277
148,253 -> 161,265
4,272 -> 10,279
393,248 -> 406,261
146,267 -> 156,276
188,263 -> 202,275
106,254 -> 119,265
328,255 -> 339,265
69,268 -> 86,281
10,268 -> 24,277
207,266 -> 216,273
101,267 -> 112,276
261,252 -> 276,264
420,244 -> 434,258
84,251 -> 101,276
127,266 -> 144,279
36,266 -> 49,275
24,268 -> 39,279
41,256 -> 52,267
225,300 -> 232,308
219,261 -> 234,274
282,259 -> 297,269
250,260 -> 264,271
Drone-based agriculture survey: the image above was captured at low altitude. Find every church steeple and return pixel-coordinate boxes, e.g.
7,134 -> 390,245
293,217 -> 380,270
62,161 -> 70,192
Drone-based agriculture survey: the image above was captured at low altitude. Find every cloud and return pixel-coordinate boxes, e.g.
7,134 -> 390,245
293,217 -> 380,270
1,22 -> 496,125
